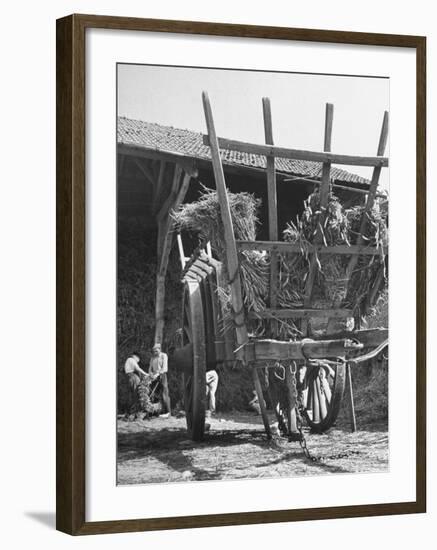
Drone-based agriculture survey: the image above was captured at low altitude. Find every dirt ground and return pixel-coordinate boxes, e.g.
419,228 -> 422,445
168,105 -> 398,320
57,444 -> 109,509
117,412 -> 388,485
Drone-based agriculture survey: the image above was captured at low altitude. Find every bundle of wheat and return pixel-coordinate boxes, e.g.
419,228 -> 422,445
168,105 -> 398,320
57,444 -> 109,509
173,187 -> 387,340
173,186 -> 269,314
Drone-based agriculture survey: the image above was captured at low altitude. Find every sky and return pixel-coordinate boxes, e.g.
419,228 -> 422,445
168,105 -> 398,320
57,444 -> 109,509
117,64 -> 389,190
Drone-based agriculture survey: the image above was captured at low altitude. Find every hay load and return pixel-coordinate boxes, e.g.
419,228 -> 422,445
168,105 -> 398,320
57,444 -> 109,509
173,186 -> 388,338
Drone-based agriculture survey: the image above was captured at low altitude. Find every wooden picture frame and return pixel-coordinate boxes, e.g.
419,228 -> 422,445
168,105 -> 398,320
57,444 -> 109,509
56,13 -> 426,535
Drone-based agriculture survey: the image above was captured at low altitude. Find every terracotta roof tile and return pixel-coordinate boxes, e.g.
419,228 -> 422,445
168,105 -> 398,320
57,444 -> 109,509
118,117 -> 370,186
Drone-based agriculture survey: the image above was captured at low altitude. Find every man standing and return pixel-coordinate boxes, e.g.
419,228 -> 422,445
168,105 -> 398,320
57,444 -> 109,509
206,369 -> 219,417
149,343 -> 171,416
124,352 -> 147,417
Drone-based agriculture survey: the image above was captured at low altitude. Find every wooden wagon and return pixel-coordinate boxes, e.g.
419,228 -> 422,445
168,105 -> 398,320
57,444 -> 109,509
172,92 -> 389,442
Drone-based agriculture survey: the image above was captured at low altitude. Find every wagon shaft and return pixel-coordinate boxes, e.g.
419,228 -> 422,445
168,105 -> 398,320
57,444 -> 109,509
171,328 -> 388,370
246,337 -> 363,362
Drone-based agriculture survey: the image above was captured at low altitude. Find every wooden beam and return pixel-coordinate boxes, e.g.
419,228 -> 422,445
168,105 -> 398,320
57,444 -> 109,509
158,172 -> 192,274
118,143 -> 199,176
133,158 -> 156,186
301,103 -> 334,335
248,308 -> 353,320
202,134 -> 388,168
154,170 -> 192,345
152,160 -> 167,214
202,91 -> 249,356
157,164 -> 182,222
262,97 -> 278,337
262,97 -> 278,241
237,240 -> 387,256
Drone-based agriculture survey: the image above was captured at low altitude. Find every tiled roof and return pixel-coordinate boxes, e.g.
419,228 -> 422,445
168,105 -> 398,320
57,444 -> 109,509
118,117 -> 370,186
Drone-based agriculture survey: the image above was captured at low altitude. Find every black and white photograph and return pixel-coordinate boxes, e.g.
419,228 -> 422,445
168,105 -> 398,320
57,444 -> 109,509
116,63 -> 389,486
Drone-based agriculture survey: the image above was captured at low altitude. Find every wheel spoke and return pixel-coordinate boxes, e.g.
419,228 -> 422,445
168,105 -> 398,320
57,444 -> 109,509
316,376 -> 328,419
312,379 -> 320,423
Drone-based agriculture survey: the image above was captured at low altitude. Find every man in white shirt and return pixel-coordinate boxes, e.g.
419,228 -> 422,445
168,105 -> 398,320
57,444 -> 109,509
124,352 -> 147,416
149,344 -> 171,416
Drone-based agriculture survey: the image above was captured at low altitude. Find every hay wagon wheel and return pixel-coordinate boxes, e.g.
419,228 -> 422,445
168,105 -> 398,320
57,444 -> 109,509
300,361 -> 346,433
182,280 -> 207,441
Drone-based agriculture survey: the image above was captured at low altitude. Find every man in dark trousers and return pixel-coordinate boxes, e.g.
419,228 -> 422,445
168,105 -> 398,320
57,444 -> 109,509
123,351 -> 147,417
149,343 -> 171,417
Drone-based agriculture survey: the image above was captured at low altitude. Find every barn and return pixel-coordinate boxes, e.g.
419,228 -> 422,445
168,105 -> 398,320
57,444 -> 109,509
116,116 -> 385,412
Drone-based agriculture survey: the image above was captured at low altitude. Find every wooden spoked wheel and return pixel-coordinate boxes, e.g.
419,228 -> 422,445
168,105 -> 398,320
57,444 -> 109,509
300,361 -> 346,433
182,281 -> 207,441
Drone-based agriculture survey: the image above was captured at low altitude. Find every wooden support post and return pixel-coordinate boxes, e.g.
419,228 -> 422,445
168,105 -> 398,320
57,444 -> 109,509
202,91 -> 249,356
302,103 -> 334,335
154,170 -> 192,345
284,364 -> 298,435
157,164 -> 182,223
252,367 -> 272,439
134,158 -> 156,187
152,160 -> 166,214
262,97 -> 278,337
327,111 -> 389,333
346,363 -> 357,432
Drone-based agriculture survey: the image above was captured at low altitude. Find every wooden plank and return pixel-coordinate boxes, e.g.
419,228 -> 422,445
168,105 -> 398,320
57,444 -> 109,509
237,240 -> 387,256
301,103 -> 334,335
202,91 -> 249,355
202,134 -> 388,168
262,97 -> 278,336
327,111 -> 389,333
248,308 -> 353,320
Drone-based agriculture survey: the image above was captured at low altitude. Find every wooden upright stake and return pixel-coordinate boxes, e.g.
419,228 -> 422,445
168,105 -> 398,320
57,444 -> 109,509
302,103 -> 334,335
262,97 -> 278,337
347,363 -> 357,432
327,111 -> 389,333
202,91 -> 249,354
203,91 -> 272,439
